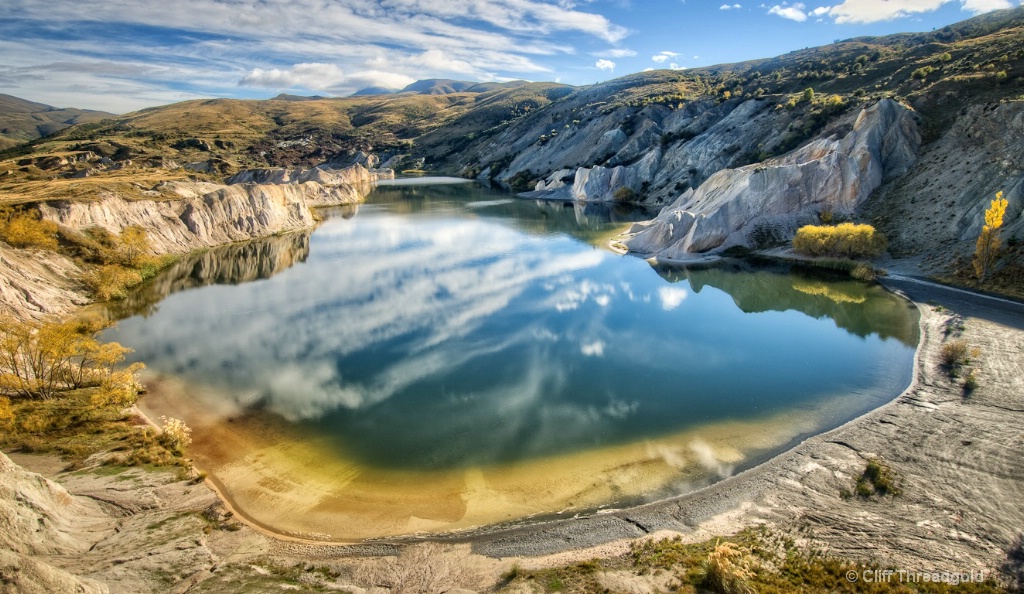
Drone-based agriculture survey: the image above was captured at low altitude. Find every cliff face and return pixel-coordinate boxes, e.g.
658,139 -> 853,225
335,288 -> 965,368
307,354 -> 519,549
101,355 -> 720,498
622,99 -> 920,257
0,245 -> 87,321
517,97 -> 807,206
38,181 -> 320,255
0,164 -> 380,321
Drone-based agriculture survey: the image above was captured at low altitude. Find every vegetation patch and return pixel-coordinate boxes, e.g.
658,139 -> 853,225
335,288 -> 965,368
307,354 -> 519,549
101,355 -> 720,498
940,338 -> 980,378
500,527 -> 1003,593
793,223 -> 888,259
855,458 -> 902,498
0,315 -> 187,470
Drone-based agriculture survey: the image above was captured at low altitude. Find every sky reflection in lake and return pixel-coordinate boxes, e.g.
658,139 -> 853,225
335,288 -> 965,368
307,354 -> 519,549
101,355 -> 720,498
107,182 -> 918,472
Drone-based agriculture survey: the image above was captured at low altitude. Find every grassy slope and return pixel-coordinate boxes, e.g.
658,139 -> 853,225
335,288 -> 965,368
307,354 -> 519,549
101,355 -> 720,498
0,93 -> 114,150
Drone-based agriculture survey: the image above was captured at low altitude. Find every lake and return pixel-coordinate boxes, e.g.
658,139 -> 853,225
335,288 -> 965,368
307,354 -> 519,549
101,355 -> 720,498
105,180 -> 919,540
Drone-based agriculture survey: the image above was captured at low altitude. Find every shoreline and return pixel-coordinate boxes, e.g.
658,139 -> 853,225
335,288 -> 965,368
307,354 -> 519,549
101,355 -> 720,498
2,184 -> 1021,583
128,274 -> 925,548
117,252 -> 1021,570
3,252 -> 1022,590
460,282 -> 1024,572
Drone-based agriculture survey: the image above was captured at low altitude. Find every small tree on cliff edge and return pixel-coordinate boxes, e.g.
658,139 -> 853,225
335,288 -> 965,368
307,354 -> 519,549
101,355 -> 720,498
973,191 -> 1008,282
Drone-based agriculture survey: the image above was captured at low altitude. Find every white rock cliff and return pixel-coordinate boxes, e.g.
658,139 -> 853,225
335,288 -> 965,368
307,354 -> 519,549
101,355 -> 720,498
623,99 -> 920,258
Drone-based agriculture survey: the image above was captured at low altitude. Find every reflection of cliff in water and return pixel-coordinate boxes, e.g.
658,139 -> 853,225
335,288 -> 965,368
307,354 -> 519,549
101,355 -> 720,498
362,183 -> 657,241
529,199 -> 658,229
108,231 -> 311,319
654,260 -> 920,346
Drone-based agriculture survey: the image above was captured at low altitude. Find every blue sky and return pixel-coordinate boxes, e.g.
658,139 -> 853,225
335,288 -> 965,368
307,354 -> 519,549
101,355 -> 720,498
0,0 -> 1020,113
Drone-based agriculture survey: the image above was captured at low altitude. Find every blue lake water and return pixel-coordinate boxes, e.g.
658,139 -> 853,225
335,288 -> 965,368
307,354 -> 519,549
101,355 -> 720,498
103,181 -> 919,538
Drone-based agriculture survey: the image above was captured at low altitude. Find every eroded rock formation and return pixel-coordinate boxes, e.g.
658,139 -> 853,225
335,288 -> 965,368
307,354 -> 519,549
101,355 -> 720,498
622,99 -> 920,257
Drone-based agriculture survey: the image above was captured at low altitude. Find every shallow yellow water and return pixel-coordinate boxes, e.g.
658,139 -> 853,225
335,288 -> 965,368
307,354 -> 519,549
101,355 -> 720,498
139,371 -> 841,542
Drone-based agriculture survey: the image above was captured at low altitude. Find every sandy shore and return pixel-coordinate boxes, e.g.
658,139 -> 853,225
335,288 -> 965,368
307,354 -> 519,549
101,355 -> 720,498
136,372 -> 845,542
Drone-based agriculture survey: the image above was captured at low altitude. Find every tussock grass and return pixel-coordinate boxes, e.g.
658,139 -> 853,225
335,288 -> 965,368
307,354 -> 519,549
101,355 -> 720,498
496,526 -> 1003,592
0,389 -> 187,470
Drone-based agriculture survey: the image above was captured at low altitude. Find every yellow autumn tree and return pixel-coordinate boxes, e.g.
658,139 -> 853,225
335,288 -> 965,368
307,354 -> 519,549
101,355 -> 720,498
973,191 -> 1008,282
0,316 -> 132,399
0,396 -> 13,431
118,225 -> 151,267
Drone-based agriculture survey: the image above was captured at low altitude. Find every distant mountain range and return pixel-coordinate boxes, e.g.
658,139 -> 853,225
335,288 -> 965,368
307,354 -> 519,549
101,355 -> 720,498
351,78 -> 531,97
0,94 -> 114,150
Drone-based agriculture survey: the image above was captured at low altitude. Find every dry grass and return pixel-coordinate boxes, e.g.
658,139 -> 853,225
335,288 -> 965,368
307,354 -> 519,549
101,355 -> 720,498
0,167 -> 188,205
498,527 -> 1006,593
355,543 -> 485,594
0,389 -> 187,469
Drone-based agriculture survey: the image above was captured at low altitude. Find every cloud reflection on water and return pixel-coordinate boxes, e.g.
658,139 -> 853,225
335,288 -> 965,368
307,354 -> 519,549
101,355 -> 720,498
109,187 -> 917,470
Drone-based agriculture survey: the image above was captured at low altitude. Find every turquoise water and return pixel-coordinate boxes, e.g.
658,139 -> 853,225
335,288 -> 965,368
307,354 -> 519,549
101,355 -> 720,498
106,181 -> 918,472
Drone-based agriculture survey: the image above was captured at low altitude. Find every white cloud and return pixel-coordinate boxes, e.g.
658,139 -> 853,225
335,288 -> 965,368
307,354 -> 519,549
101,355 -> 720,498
658,287 -> 689,310
720,3 -> 742,8
810,5 -> 831,15
651,50 -> 680,63
239,63 -> 345,89
961,0 -> 1014,11
829,0 -> 1013,23
344,70 -> 417,91
1,0 -> 631,110
595,59 -> 616,71
768,3 -> 808,21
581,340 -> 605,357
592,48 -> 637,58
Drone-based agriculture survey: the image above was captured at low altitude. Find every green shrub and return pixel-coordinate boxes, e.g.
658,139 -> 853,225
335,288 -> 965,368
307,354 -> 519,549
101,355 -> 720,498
963,369 -> 979,395
613,187 -> 638,202
911,65 -> 936,79
856,458 -> 901,497
793,223 -> 887,259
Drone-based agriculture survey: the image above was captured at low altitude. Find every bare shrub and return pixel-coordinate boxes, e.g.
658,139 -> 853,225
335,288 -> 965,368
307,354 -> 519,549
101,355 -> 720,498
697,540 -> 756,594
159,416 -> 192,455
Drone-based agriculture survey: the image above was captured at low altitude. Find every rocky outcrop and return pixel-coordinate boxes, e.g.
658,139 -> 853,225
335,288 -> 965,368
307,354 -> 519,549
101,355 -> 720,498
0,245 -> 88,321
623,99 -> 920,257
38,181 -> 321,254
0,452 -> 111,592
226,163 -> 392,189
0,452 -> 110,557
524,149 -> 662,202
461,92 -> 822,206
0,549 -> 109,594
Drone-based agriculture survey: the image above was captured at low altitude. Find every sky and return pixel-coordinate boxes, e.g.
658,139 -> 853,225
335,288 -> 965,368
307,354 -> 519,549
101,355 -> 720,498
0,0 -> 1020,113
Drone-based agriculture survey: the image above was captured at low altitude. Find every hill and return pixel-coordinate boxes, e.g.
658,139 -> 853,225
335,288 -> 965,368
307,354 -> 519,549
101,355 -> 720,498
0,93 -> 114,150
351,86 -> 398,96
